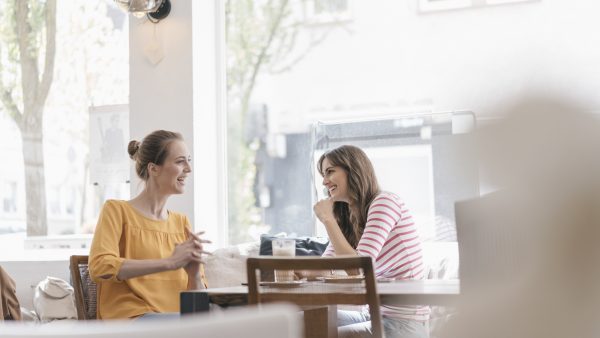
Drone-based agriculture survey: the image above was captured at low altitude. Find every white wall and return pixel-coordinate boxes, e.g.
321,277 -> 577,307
128,0 -> 196,221
128,0 -> 223,247
2,261 -> 70,310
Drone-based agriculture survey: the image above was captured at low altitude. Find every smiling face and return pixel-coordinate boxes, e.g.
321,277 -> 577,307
321,157 -> 350,202
150,140 -> 192,195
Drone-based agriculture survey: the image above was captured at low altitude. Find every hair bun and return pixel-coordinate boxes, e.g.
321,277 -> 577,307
127,140 -> 141,159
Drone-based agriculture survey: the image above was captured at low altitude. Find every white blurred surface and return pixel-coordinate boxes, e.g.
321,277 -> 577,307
447,96 -> 600,338
0,304 -> 302,338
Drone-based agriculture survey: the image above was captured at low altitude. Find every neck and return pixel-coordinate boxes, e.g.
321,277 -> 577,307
130,183 -> 170,220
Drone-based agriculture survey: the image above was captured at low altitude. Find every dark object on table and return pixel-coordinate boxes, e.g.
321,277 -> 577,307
259,235 -> 329,256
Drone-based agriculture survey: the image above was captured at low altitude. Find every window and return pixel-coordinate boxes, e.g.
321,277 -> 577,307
0,1 -> 129,254
224,0 -> 479,245
304,0 -> 353,24
1,181 -> 17,215
312,114 -> 478,241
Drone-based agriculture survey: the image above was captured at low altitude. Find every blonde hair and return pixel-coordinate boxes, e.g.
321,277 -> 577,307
127,130 -> 183,181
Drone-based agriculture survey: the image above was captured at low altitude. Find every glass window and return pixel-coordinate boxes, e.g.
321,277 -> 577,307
0,1 -> 129,252
1,181 -> 17,214
224,0 -> 478,245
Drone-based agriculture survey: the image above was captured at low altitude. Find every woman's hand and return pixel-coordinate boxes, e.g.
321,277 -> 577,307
313,199 -> 336,225
168,229 -> 210,271
183,229 -> 211,277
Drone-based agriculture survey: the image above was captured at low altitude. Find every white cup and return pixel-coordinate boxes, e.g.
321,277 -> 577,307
272,238 -> 296,282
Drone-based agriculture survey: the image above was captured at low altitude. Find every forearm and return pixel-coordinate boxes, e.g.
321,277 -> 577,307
323,219 -> 358,256
187,274 -> 206,290
117,258 -> 175,280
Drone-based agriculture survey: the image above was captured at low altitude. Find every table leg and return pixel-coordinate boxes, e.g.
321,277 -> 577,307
303,305 -> 338,338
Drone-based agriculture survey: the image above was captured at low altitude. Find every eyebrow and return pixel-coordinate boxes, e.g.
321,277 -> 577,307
175,156 -> 188,160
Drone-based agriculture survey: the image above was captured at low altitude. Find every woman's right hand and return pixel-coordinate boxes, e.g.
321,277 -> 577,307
313,198 -> 336,225
168,237 -> 204,270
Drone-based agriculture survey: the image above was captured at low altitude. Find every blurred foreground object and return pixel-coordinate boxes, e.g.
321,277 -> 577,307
447,96 -> 600,338
0,266 -> 21,321
0,304 -> 301,338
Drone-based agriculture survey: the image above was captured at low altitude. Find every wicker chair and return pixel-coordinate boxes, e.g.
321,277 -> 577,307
69,255 -> 97,320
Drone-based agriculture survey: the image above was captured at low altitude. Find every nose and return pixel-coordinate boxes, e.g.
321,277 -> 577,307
185,162 -> 192,173
322,176 -> 329,186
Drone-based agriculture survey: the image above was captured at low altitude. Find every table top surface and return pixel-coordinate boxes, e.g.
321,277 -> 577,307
181,279 -> 460,307
185,279 -> 460,296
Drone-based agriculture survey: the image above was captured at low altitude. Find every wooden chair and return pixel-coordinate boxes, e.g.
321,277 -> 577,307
69,255 -> 97,320
246,256 -> 382,338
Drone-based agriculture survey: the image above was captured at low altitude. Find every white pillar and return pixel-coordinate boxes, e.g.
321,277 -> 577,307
129,0 -> 195,222
129,0 -> 226,248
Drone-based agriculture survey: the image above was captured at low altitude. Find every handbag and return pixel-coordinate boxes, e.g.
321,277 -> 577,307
33,276 -> 77,321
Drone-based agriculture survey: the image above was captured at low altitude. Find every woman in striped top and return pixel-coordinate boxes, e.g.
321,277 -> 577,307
314,145 -> 430,338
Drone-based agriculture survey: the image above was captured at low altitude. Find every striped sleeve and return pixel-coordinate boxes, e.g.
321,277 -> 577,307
356,194 -> 403,259
321,243 -> 335,257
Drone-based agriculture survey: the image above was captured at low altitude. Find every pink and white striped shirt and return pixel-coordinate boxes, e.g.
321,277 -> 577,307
322,192 -> 430,321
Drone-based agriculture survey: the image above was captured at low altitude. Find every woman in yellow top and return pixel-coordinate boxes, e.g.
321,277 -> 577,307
89,130 -> 209,319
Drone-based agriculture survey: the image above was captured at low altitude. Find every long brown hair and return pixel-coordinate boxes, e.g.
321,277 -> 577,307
317,145 -> 380,248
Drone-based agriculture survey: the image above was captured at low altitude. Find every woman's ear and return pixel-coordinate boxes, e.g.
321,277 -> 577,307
148,163 -> 160,176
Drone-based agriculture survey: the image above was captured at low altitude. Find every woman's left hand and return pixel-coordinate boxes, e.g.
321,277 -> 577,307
313,199 -> 336,225
183,229 -> 209,279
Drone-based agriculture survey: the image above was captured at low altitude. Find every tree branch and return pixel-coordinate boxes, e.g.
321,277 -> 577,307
241,0 -> 289,113
0,82 -> 23,129
269,30 -> 331,74
15,0 -> 39,114
37,0 -> 56,107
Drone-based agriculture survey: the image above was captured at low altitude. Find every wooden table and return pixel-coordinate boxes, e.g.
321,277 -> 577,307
181,279 -> 460,312
181,279 -> 459,338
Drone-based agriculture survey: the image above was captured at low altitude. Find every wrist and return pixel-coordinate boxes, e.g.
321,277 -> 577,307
187,275 -> 205,290
165,257 -> 177,271
322,218 -> 337,227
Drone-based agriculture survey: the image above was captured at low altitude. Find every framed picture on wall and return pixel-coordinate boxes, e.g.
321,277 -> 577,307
89,104 -> 130,186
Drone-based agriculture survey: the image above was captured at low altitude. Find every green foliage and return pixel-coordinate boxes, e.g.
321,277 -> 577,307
0,1 -> 23,112
0,1 -> 19,64
25,0 -> 46,59
225,0 -> 332,243
226,0 -> 296,244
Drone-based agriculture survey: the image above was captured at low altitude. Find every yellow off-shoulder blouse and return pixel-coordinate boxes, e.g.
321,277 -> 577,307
89,200 -> 207,319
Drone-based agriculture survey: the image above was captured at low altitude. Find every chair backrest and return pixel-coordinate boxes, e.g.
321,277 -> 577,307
246,256 -> 382,338
455,192 -> 535,293
69,255 -> 97,320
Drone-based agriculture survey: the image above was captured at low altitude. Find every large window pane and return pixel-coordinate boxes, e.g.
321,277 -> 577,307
225,0 -> 479,245
0,1 -> 129,252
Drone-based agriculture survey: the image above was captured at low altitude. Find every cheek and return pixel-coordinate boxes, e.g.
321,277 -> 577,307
163,168 -> 180,180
